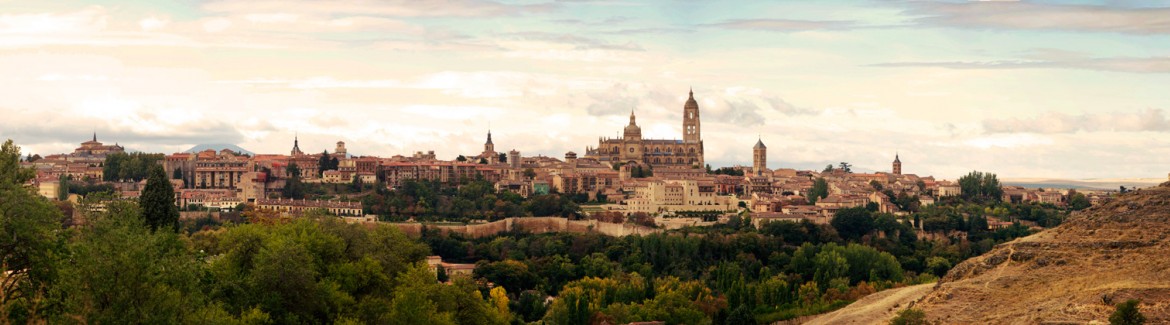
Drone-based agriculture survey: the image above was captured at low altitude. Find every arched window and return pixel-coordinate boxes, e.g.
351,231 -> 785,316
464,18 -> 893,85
654,147 -> 660,153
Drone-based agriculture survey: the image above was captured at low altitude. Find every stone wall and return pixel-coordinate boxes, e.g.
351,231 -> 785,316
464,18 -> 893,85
386,217 -> 662,238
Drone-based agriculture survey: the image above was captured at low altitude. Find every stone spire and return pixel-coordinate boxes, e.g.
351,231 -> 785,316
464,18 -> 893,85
291,133 -> 303,156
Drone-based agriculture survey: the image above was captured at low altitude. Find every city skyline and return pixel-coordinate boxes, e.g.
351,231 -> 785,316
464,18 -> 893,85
2,1 -> 1169,179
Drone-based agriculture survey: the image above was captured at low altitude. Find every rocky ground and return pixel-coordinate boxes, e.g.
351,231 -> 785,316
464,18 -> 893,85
916,183 -> 1170,324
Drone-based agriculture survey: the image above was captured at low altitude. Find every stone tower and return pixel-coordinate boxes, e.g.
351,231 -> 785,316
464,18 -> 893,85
893,153 -> 902,175
623,110 -> 642,161
753,138 -> 767,176
291,134 -> 303,156
335,141 -> 347,157
484,130 -> 495,154
683,89 -> 701,144
508,149 -> 520,169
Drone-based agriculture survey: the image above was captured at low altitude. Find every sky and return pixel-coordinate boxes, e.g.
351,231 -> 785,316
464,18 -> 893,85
1,0 -> 1169,180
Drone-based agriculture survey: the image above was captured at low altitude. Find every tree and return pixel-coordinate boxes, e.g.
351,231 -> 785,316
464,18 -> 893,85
831,207 -> 874,242
838,162 -> 852,173
958,171 -> 1003,202
456,155 -> 467,162
172,167 -> 183,180
283,163 -> 306,199
0,140 -> 63,316
808,177 -> 829,204
140,164 -> 179,232
1110,299 -> 1145,325
53,200 -> 210,324
318,150 -> 331,176
498,153 -> 507,163
1068,192 -> 1091,210
478,157 -> 488,164
823,164 -> 834,173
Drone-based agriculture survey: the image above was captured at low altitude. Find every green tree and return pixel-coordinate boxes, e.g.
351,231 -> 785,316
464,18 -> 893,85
456,155 -> 467,162
809,177 -> 829,205
140,164 -> 179,232
838,162 -> 852,173
53,200 -> 210,324
831,207 -> 874,242
1068,192 -> 1091,211
318,150 -> 331,176
1109,299 -> 1145,325
498,153 -> 507,163
172,167 -> 183,180
283,162 -> 306,199
958,171 -> 1003,202
0,140 -> 64,317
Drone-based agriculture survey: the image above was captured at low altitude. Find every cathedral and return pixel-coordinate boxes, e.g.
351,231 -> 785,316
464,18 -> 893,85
585,89 -> 704,168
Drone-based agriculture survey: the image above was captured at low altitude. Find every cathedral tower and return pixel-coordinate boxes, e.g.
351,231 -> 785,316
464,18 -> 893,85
753,138 -> 767,176
683,89 -> 701,144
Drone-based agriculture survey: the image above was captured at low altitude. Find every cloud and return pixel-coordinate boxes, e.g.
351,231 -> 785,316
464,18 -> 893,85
867,56 -> 1170,74
202,0 -> 556,18
983,109 -> 1170,134
708,19 -> 857,32
0,6 -> 108,34
500,31 -> 644,51
907,2 -> 1170,34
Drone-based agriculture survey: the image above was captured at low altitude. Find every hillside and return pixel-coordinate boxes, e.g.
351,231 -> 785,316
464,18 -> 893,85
913,182 -> 1170,323
805,183 -> 1170,324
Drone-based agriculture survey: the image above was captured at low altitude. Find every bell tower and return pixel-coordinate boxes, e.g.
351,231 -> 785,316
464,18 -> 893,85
683,89 -> 701,144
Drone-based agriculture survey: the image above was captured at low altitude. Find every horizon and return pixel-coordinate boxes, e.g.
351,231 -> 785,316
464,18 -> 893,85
2,1 -> 1168,180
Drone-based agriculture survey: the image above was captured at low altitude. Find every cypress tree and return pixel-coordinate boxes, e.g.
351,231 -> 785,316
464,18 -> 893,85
140,164 -> 179,232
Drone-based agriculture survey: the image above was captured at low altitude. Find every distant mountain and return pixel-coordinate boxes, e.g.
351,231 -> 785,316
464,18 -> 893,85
1003,177 -> 1163,190
185,144 -> 254,155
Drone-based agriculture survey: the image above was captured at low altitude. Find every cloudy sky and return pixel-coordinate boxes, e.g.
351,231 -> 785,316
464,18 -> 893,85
1,0 -> 1168,180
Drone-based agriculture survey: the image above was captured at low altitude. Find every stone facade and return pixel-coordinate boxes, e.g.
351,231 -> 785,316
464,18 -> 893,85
585,90 -> 704,168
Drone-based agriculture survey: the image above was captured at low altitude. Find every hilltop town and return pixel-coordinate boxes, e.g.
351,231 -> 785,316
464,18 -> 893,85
20,90 -> 1112,229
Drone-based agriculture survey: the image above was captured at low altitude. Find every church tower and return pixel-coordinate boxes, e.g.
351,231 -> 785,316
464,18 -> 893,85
291,134 -> 304,156
753,138 -> 767,176
683,89 -> 701,144
892,153 -> 902,175
484,130 -> 495,154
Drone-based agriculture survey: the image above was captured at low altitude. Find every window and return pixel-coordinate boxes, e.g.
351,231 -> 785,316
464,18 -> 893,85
629,147 -> 635,153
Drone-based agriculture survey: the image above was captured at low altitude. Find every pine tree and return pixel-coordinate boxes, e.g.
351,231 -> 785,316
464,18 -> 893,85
1110,299 -> 1146,325
139,164 -> 179,232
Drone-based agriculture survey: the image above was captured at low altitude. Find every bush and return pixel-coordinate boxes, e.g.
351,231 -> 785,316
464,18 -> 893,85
889,308 -> 930,325
1110,299 -> 1145,325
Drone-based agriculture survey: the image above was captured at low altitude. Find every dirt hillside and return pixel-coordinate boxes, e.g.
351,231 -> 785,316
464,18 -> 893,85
914,183 -> 1170,323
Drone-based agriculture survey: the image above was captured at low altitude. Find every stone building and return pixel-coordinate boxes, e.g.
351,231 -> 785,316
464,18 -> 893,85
71,132 -> 124,157
753,138 -> 767,176
585,90 -> 704,168
892,154 -> 902,175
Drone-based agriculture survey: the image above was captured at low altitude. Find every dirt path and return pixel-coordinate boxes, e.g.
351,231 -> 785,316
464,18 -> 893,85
985,246 -> 1015,289
802,283 -> 934,325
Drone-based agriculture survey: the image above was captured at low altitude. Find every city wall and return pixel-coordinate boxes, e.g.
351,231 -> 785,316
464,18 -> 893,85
389,217 -> 662,238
